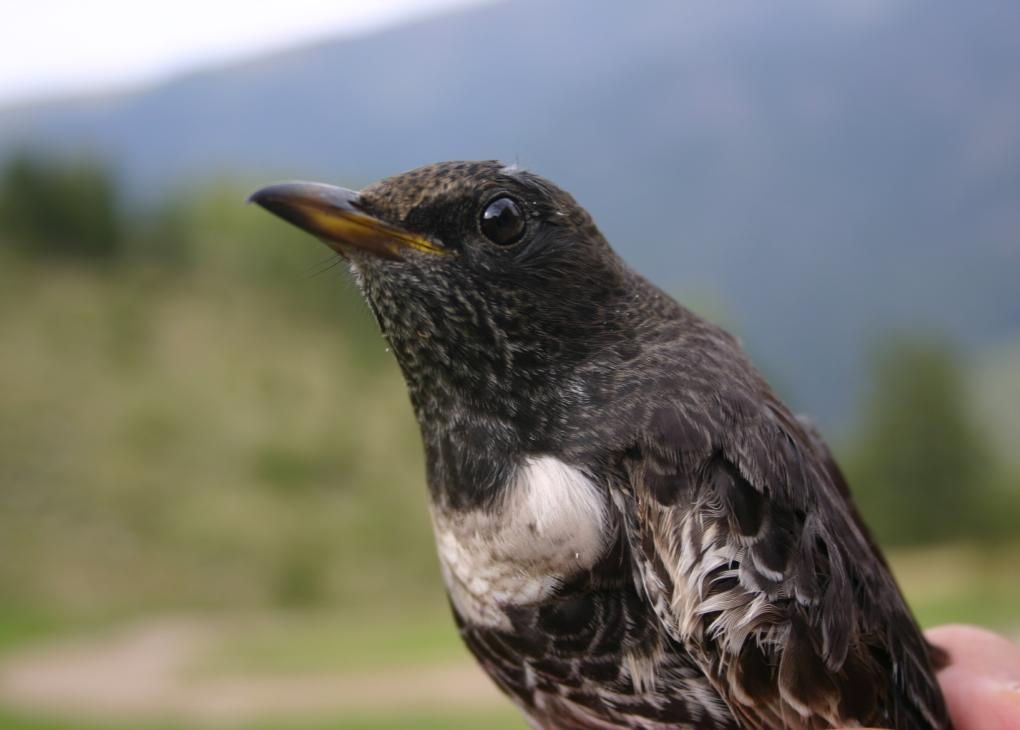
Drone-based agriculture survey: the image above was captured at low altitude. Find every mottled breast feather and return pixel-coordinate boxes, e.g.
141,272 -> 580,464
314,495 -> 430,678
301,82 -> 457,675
434,455 -> 740,729
455,533 -> 740,729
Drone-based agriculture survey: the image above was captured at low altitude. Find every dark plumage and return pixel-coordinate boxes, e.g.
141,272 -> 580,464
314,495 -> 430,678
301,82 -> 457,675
250,161 -> 951,729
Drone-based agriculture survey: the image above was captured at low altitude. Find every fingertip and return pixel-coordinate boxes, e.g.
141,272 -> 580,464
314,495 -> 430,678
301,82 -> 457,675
926,624 -> 1020,679
926,625 -> 1020,730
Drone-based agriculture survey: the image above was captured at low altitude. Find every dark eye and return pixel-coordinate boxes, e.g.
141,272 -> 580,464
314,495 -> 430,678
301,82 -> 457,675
480,196 -> 525,246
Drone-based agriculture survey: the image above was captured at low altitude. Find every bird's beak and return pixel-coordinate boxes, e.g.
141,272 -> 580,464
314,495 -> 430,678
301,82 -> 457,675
247,182 -> 447,260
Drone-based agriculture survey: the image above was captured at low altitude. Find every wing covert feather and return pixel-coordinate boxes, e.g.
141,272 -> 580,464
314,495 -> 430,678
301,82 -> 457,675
614,398 -> 950,729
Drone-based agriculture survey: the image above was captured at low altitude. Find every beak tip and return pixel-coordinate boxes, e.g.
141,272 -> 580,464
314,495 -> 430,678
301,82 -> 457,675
246,184 -> 283,209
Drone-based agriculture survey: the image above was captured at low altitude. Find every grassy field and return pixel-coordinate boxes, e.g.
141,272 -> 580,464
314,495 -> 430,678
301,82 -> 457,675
0,253 -> 440,618
194,611 -> 470,676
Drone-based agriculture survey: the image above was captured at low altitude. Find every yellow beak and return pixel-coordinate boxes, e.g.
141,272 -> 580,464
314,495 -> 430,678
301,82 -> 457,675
248,182 -> 447,260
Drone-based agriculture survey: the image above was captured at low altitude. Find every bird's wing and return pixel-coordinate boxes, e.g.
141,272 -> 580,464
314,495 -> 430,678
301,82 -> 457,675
613,395 -> 950,729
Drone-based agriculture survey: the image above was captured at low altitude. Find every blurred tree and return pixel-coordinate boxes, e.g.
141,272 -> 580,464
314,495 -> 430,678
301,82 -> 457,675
846,337 -> 995,545
0,151 -> 123,260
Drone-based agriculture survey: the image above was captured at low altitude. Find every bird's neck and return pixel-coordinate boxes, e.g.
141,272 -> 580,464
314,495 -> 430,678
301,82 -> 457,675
381,267 -> 695,510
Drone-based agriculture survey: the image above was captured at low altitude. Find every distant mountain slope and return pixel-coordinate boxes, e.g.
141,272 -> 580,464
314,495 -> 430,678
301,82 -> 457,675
2,0 -> 1018,429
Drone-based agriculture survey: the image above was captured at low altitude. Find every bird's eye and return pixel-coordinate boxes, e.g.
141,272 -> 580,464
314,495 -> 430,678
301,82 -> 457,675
480,196 -> 525,246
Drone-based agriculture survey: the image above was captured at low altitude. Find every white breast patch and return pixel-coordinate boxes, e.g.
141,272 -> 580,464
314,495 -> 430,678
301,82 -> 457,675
432,455 -> 610,629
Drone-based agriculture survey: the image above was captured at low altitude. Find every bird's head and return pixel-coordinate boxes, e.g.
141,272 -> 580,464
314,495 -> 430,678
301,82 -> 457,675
250,161 -> 645,443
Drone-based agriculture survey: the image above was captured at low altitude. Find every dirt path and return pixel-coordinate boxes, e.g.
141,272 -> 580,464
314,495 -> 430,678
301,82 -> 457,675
0,617 -> 504,724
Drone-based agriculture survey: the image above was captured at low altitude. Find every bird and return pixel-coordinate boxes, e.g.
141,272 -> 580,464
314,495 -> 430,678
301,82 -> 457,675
249,161 -> 951,729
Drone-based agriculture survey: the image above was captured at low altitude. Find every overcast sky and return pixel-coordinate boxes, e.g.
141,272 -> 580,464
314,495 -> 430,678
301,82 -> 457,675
0,0 -> 490,105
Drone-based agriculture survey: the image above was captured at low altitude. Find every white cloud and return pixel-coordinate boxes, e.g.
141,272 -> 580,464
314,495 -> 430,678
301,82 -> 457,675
0,0 -> 490,104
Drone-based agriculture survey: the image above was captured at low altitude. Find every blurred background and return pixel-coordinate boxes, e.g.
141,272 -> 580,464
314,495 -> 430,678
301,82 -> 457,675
1,0 -> 1018,727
